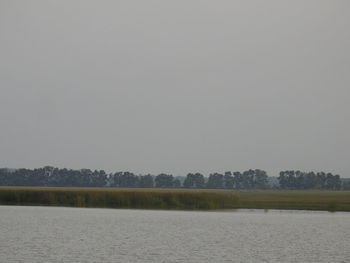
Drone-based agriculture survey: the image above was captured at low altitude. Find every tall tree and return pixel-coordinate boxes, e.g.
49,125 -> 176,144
224,171 -> 234,189
206,173 -> 224,189
139,174 -> 154,188
184,173 -> 205,188
155,174 -> 174,188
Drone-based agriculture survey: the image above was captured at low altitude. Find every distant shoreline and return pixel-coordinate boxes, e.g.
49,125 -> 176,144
0,187 -> 349,212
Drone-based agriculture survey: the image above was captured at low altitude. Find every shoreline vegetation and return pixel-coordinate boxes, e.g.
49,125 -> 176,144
0,187 -> 349,212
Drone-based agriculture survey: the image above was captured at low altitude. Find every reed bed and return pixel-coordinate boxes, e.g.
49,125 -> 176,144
0,187 -> 349,211
235,190 -> 350,212
0,187 -> 238,210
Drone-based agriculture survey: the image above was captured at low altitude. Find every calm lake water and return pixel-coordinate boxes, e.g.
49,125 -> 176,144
0,206 -> 349,263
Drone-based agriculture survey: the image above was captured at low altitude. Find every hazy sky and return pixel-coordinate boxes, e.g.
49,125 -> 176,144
1,0 -> 349,177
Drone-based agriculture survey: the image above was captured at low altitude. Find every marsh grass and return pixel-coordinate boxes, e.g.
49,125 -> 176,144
0,187 -> 238,210
234,190 -> 350,212
0,187 -> 349,211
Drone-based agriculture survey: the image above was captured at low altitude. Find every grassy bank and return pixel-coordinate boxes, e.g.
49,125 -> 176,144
0,187 -> 349,211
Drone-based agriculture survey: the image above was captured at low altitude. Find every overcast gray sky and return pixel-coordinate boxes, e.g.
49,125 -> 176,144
0,0 -> 349,177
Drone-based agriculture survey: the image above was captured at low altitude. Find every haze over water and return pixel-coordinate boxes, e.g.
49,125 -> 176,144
0,206 -> 349,262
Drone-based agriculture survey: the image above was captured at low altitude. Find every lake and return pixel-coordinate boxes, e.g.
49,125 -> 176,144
0,206 -> 349,262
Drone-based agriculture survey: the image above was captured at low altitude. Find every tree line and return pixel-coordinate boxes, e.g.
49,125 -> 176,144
278,170 -> 341,190
0,167 -> 345,190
